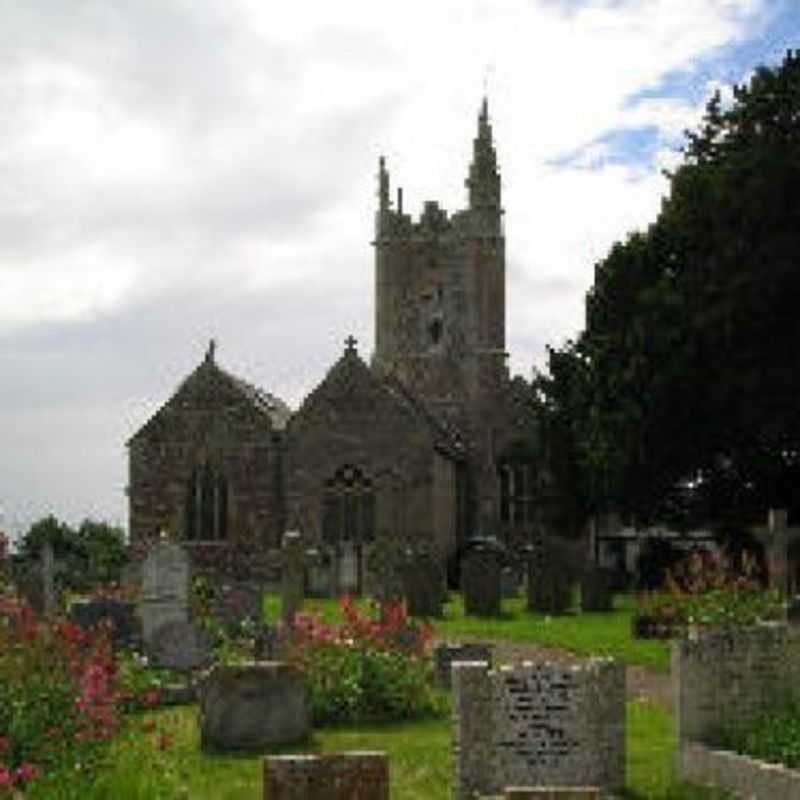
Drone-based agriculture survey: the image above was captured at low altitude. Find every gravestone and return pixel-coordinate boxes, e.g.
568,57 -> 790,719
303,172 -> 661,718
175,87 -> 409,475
365,535 -> 407,614
139,542 -> 191,646
452,659 -> 625,799
69,599 -> 138,648
527,535 -> 578,615
264,752 -> 389,800
148,619 -> 213,671
401,549 -> 445,618
262,531 -> 320,626
337,540 -> 360,594
501,566 -> 522,598
434,642 -> 493,688
200,662 -> 310,753
461,538 -> 503,617
580,567 -> 615,613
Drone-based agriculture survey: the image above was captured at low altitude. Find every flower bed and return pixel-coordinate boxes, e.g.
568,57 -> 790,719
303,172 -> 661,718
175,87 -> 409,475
632,549 -> 783,640
283,596 -> 446,725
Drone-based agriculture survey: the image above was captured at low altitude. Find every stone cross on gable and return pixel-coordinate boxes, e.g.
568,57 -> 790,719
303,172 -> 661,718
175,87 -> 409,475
344,335 -> 358,355
264,531 -> 322,626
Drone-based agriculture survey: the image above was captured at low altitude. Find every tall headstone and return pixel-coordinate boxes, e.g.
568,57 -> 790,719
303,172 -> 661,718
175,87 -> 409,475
461,539 -> 502,617
767,508 -> 790,597
139,542 -> 191,646
401,548 -> 445,618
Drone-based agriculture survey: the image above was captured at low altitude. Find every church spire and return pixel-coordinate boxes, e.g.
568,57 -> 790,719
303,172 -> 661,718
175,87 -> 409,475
466,96 -> 502,219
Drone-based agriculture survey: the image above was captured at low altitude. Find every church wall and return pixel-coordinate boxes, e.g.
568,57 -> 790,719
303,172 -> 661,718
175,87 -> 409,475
128,404 -> 283,574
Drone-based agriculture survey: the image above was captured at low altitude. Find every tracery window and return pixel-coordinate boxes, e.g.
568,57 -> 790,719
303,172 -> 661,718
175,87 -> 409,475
185,463 -> 228,540
321,465 -> 375,545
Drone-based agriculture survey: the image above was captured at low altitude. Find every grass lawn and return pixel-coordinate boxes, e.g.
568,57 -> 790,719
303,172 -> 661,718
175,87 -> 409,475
26,590 -> 730,798
264,590 -> 672,674
27,699 -> 731,799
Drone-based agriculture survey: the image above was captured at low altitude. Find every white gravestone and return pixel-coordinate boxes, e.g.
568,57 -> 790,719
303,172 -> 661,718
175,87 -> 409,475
139,542 -> 191,647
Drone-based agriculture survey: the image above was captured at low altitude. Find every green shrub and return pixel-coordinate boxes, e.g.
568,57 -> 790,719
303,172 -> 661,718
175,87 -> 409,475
285,596 -> 446,725
634,549 -> 783,635
716,690 -> 800,768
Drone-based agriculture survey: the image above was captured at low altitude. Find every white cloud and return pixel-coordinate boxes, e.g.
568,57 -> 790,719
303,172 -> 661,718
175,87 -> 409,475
0,0 -> 782,525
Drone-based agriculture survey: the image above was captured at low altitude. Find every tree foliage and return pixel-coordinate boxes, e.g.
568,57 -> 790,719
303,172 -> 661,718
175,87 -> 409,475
540,49 -> 800,527
14,516 -> 128,591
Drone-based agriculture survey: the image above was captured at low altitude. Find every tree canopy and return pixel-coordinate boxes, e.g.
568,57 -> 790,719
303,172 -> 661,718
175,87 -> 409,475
539,49 -> 800,529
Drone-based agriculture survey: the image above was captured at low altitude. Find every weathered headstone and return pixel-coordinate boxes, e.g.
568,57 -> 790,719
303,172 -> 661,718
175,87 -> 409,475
501,566 -> 522,598
580,567 -> 615,613
200,662 -> 310,753
452,659 -> 625,800
139,542 -> 191,646
263,752 -> 389,800
261,531 -> 320,626
148,619 -> 213,671
527,535 -> 580,615
434,642 -> 493,688
365,535 -> 407,615
401,549 -> 445,618
461,539 -> 502,617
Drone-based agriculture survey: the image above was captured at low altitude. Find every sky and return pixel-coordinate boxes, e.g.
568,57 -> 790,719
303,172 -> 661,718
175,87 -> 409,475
1,0 -> 798,544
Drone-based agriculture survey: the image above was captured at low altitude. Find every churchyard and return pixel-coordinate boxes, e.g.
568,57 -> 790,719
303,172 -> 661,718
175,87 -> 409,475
3,528 -> 798,799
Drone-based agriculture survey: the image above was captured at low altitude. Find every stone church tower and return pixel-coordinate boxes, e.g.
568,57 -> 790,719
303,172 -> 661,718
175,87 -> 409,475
127,99 -> 547,590
372,97 -> 506,429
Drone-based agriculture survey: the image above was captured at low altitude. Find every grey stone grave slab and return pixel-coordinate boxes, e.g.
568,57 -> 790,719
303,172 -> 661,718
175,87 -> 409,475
199,662 -> 310,753
148,619 -> 214,671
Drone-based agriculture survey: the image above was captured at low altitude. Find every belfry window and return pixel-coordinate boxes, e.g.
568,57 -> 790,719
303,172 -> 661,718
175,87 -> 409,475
498,460 -> 536,526
321,465 -> 375,545
185,463 -> 228,540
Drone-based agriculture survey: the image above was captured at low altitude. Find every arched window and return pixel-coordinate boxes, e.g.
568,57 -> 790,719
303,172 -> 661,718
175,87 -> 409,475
185,463 -> 228,540
321,465 -> 375,546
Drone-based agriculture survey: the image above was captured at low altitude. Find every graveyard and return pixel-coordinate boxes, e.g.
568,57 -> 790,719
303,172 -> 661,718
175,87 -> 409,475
5,522 -> 798,799
2,27 -> 799,800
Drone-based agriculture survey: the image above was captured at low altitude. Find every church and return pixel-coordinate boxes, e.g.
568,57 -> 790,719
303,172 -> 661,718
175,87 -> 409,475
127,99 -> 550,594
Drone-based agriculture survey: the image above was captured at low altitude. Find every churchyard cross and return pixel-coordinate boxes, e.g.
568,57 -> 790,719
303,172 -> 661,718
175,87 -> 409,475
263,530 -> 321,626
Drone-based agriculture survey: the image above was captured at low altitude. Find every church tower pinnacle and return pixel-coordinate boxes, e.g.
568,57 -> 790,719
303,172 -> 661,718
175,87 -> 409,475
466,96 -> 502,228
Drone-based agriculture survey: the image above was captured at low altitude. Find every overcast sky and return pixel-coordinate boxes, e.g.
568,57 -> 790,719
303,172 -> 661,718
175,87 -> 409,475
1,0 -> 798,543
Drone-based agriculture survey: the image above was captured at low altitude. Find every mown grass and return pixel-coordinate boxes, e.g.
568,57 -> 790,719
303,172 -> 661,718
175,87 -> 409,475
264,590 -> 672,674
27,699 -> 731,799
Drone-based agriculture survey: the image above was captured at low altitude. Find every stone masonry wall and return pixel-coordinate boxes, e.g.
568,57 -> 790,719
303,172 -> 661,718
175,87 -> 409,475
672,622 -> 800,747
452,659 -> 625,800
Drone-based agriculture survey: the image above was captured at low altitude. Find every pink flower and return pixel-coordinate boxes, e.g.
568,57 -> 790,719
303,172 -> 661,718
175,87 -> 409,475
0,766 -> 14,788
15,762 -> 40,785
